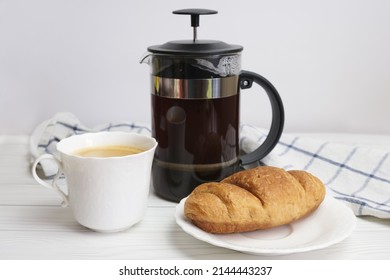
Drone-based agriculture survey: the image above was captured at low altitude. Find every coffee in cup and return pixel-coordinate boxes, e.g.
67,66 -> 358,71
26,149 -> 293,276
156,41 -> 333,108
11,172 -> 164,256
72,145 -> 145,158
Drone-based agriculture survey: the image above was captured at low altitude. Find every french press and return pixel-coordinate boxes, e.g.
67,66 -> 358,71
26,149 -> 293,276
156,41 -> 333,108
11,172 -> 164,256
141,9 -> 284,202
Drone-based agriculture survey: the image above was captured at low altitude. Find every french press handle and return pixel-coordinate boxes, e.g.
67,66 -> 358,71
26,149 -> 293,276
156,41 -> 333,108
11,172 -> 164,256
239,70 -> 285,166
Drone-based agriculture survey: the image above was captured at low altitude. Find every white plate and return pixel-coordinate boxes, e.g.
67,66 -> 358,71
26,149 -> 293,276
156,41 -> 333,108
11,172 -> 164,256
175,195 -> 356,256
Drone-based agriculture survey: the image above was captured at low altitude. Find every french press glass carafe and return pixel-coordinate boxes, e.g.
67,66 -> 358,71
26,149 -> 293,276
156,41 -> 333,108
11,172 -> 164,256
141,9 -> 284,202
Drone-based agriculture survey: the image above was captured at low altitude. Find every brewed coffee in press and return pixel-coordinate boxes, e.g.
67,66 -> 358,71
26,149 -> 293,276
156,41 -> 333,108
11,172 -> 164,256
141,9 -> 284,202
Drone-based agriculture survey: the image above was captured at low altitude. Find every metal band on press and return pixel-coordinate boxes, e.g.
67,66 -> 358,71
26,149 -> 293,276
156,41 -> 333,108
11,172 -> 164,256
153,158 -> 239,172
151,76 -> 238,99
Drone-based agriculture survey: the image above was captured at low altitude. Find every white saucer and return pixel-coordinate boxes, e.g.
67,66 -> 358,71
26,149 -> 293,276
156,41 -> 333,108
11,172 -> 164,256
175,195 -> 356,256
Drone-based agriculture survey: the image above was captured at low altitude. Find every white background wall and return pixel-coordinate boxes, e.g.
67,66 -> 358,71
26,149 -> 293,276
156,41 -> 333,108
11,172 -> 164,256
1,0 -> 389,135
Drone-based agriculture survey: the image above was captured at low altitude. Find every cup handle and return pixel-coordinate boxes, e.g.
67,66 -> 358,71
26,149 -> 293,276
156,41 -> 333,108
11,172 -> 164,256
31,154 -> 69,207
239,70 -> 285,166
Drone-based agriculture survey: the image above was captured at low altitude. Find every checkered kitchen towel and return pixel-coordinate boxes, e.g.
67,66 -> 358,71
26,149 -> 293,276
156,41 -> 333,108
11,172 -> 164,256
240,124 -> 390,219
30,112 -> 390,218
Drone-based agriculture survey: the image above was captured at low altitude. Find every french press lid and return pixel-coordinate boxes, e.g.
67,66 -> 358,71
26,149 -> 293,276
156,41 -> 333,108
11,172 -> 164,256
147,9 -> 243,55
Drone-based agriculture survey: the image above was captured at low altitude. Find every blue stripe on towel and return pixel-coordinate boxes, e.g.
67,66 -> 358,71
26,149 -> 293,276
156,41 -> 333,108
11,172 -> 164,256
325,147 -> 358,185
56,121 -> 88,133
330,187 -> 390,212
303,142 -> 329,170
37,137 -> 61,153
105,123 -> 151,132
278,136 -> 300,156
351,153 -> 389,196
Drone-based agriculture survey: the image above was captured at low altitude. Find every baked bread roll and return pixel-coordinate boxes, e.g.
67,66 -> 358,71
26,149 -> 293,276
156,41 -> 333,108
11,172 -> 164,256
184,166 -> 326,233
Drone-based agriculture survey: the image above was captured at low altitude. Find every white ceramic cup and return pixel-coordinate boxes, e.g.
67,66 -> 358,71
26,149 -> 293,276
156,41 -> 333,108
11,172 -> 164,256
32,131 -> 157,232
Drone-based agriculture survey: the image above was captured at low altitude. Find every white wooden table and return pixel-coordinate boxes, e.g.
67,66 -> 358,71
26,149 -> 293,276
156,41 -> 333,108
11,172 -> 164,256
1,134 -> 390,260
